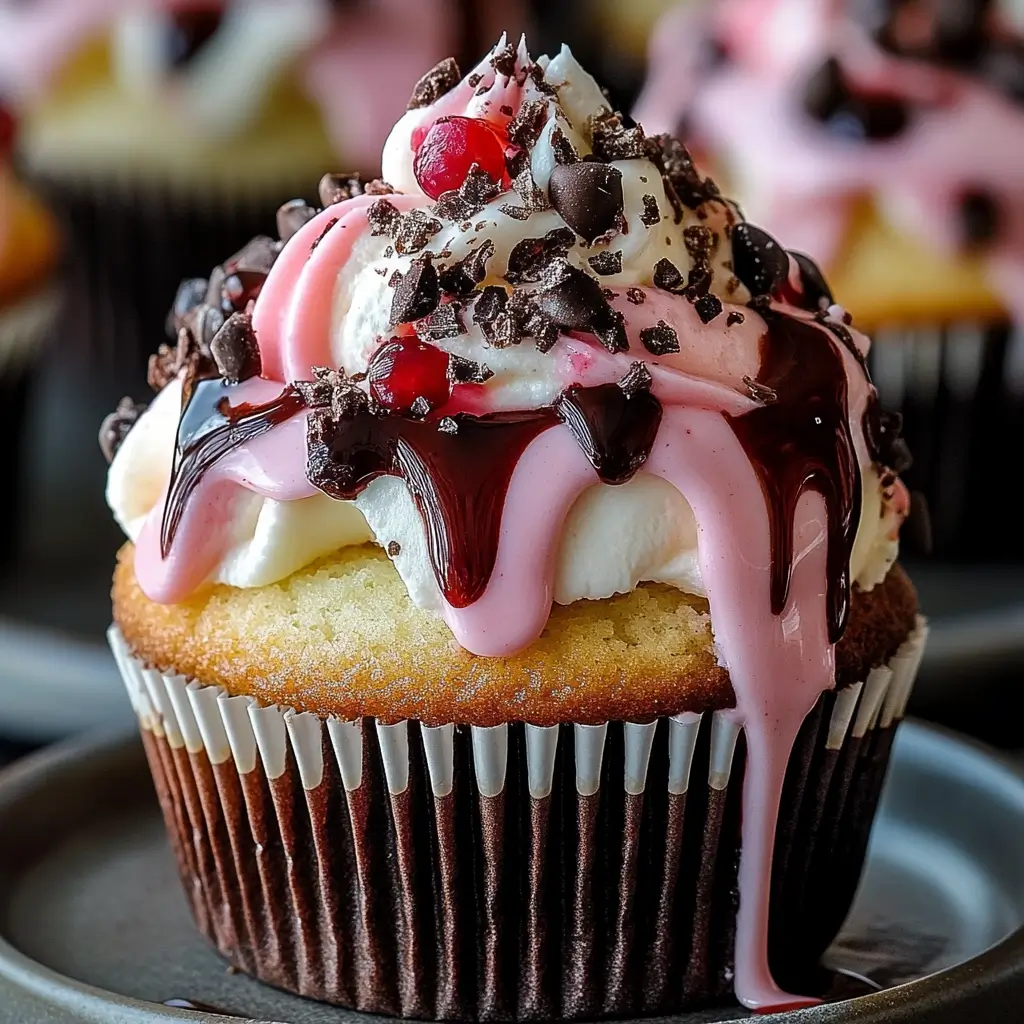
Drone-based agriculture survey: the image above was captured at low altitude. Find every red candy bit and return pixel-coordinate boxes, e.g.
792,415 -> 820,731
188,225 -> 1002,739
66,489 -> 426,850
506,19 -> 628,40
0,105 -> 17,156
368,337 -> 452,414
413,116 -> 510,200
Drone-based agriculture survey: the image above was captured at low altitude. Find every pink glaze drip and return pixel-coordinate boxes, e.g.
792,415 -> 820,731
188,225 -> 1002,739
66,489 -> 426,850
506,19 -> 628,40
635,0 -> 1024,322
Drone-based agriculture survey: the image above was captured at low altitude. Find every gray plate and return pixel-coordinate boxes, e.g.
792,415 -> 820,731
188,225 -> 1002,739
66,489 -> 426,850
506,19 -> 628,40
1,722 -> 1024,1023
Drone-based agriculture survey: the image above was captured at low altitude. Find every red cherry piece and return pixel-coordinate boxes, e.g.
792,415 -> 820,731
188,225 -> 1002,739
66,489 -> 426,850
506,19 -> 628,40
368,337 -> 452,414
0,106 -> 17,156
413,116 -> 509,200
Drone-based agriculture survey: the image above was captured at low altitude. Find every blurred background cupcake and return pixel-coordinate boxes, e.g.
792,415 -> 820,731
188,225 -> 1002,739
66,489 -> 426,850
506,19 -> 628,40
0,102 -> 59,571
636,0 -> 1024,558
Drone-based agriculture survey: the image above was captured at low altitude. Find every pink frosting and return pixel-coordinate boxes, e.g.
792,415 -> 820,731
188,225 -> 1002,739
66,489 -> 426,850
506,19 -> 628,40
635,0 -> 1024,322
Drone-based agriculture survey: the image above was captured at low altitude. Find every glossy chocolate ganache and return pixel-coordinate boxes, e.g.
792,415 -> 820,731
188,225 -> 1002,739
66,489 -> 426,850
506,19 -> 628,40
103,38 -> 912,1013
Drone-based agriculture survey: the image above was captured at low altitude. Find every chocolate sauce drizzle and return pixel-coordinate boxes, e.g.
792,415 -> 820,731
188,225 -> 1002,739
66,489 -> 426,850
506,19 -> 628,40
727,312 -> 861,643
160,379 -> 307,558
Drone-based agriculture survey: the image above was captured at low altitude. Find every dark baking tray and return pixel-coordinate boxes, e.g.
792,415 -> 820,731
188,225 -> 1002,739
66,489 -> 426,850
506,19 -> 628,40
1,721 -> 1024,1023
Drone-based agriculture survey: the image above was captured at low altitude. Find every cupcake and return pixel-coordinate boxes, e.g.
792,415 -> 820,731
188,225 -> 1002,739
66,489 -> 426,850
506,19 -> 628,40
104,37 -> 926,1018
0,103 -> 60,567
635,0 -> 1024,556
0,0 -> 524,376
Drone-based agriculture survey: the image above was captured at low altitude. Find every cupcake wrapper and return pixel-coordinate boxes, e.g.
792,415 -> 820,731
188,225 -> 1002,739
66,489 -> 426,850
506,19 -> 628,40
28,173 -> 312,385
870,320 -> 1023,556
108,620 -> 927,1021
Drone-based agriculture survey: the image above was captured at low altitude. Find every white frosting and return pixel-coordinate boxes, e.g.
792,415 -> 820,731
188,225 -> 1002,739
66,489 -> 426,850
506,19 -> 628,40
108,38 -> 902,607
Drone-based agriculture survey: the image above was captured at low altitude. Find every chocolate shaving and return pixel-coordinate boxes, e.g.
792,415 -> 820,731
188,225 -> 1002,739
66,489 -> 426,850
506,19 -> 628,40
448,354 -> 494,385
318,173 -> 363,207
99,397 -> 146,463
639,320 -> 680,355
591,112 -> 646,161
368,199 -> 401,237
727,311 -> 746,326
210,312 -> 261,382
506,99 -> 548,149
439,240 -> 495,296
533,258 -> 628,352
276,199 -> 317,241
295,365 -> 370,420
395,210 -> 444,254
645,133 -> 720,210
505,227 -> 576,284
588,251 -> 623,276
512,167 -> 550,212
500,204 -> 532,220
526,62 -> 557,95
550,126 -> 579,166
409,396 -> 433,418
420,302 -> 465,340
437,416 -> 459,434
390,256 -> 441,325
640,195 -> 661,227
694,293 -> 724,324
310,217 -> 339,252
618,361 -> 653,398
407,57 -> 461,109
742,374 -> 778,405
472,285 -> 509,336
653,258 -> 685,293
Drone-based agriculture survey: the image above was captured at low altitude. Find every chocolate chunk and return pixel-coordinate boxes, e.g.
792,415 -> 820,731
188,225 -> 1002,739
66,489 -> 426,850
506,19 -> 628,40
295,366 -> 370,419
731,222 -> 789,297
99,397 -> 146,463
980,41 -> 1024,105
959,189 -> 1001,249
472,285 -> 508,333
742,374 -> 778,405
390,256 -> 441,325
550,126 -> 579,166
210,312 -> 261,382
439,239 -> 495,296
505,227 -> 576,284
645,133 -> 719,210
310,217 -> 338,252
694,293 -> 723,324
433,165 -> 502,221
803,56 -> 910,141
395,210 -> 444,254
364,179 -> 397,196
626,287 -> 645,305
548,162 -> 624,242
420,302 -> 465,340
727,311 -> 745,326
591,112 -> 646,161
437,417 -> 459,434
318,173 -> 363,207
791,251 -> 835,309
639,195 -> 661,228
683,225 -> 716,260
368,199 -> 401,237
618,361 -> 653,398
448,354 -> 494,385
534,258 -> 628,352
490,309 -> 521,348
409,396 -> 432,418
407,57 -> 461,109
639,320 -> 680,355
588,250 -> 623,276
276,199 -> 317,241
490,42 -> 517,78
653,258 -> 685,293
387,540 -> 402,557
506,99 -> 548,149
500,204 -> 532,220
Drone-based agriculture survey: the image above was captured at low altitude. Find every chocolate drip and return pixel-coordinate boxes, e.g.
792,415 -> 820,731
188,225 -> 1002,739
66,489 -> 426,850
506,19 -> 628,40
727,312 -> 861,642
161,379 -> 307,557
308,409 -> 559,607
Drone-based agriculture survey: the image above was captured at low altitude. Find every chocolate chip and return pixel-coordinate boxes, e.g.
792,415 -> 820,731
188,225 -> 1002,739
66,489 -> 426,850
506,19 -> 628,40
395,210 -> 444,254
99,397 -> 146,463
639,195 -> 661,227
626,287 -> 645,305
731,222 -> 789,297
727,311 -> 745,326
505,227 -> 576,284
390,256 -> 440,325
408,57 -> 461,109
534,258 -> 628,352
387,540 -> 402,557
618,361 -> 653,398
439,239 -> 495,296
803,56 -> 910,141
959,189 -> 1001,249
639,321 -> 680,355
653,258 -> 685,293
368,199 -> 401,237
791,251 -> 834,309
210,312 -> 261,382
548,162 -> 624,243
588,250 -> 623,276
591,112 -> 646,160
276,199 -> 317,241
448,354 -> 494,385
318,173 -> 363,207
506,99 -> 548,149
490,42 -> 517,78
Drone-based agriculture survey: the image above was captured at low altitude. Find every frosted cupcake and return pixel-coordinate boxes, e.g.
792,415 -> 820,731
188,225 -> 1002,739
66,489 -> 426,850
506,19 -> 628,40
0,0 -> 523,373
636,0 -> 1024,554
105,38 -> 926,1019
0,103 -> 60,567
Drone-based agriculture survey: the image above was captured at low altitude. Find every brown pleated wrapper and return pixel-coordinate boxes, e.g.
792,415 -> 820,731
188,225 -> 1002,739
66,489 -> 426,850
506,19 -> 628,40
869,319 -> 1024,557
109,620 -> 927,1021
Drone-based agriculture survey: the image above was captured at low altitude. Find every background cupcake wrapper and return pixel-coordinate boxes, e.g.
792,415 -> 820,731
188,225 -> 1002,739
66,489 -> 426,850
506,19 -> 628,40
871,320 -> 1023,557
108,619 -> 927,1021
